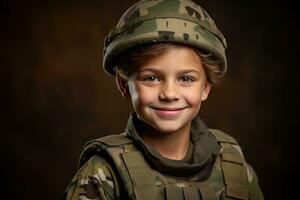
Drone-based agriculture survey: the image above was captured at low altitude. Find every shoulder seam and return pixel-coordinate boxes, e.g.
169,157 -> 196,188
89,133 -> 133,147
209,128 -> 238,144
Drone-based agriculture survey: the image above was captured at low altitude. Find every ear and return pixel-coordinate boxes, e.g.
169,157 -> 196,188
201,81 -> 211,101
115,74 -> 131,98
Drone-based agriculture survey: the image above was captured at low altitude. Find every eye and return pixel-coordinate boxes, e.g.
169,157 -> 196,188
144,75 -> 160,82
179,75 -> 195,82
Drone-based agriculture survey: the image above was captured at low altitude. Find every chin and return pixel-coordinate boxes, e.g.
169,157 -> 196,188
152,122 -> 187,134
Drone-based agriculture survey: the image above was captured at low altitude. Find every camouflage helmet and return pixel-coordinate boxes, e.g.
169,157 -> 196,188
103,0 -> 227,76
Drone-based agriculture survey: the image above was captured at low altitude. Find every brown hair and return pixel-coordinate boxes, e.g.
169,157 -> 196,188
114,43 -> 223,86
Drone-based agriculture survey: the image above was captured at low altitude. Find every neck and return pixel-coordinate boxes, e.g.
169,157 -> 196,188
137,122 -> 191,160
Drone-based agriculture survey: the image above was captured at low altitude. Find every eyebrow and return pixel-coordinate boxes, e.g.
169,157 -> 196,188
137,68 -> 160,73
179,69 -> 201,74
137,68 -> 201,75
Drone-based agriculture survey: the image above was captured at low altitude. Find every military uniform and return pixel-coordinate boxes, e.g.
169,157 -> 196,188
62,0 -> 264,199
62,113 -> 264,200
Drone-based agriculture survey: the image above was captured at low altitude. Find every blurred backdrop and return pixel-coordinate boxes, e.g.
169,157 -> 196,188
1,0 -> 299,199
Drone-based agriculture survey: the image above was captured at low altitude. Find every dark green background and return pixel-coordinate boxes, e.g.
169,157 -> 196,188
1,0 -> 298,199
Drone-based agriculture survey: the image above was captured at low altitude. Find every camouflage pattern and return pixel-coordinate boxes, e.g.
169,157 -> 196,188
62,131 -> 264,200
62,144 -> 263,200
103,0 -> 227,77
62,156 -> 121,200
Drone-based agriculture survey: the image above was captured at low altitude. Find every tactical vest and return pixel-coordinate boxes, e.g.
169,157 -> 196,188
79,129 -> 250,200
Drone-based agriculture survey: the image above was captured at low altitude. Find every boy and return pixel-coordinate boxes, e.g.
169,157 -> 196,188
62,0 -> 264,199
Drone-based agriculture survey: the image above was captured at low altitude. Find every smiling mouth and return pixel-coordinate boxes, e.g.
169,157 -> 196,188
151,107 -> 186,118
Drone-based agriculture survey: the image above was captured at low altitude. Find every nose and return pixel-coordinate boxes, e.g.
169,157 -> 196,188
159,81 -> 180,101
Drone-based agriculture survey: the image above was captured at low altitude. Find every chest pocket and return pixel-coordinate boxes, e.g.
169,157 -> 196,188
164,185 -> 216,200
121,150 -> 217,200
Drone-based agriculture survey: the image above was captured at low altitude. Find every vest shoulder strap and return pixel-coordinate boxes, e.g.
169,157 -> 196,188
209,129 -> 250,200
78,133 -> 132,168
209,128 -> 238,144
78,133 -> 160,200
91,133 -> 133,146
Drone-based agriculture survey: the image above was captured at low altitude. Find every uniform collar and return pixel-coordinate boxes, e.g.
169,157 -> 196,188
125,112 -> 220,180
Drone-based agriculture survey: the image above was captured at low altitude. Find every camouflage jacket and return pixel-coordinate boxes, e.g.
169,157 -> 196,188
62,114 -> 264,200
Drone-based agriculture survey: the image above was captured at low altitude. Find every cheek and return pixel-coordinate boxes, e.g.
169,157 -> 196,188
129,83 -> 157,106
183,85 -> 203,106
185,92 -> 202,106
139,86 -> 158,105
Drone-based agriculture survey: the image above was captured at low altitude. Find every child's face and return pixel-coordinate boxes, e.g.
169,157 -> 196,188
120,46 -> 211,134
